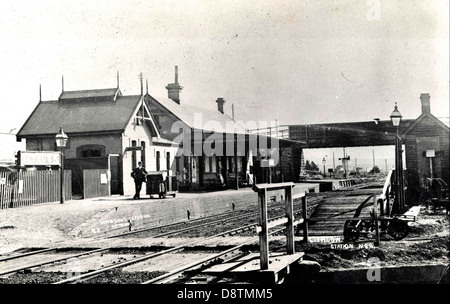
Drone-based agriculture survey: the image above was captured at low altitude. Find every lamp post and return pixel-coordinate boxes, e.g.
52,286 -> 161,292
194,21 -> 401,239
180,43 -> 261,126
390,103 -> 403,214
322,157 -> 326,177
55,127 -> 68,204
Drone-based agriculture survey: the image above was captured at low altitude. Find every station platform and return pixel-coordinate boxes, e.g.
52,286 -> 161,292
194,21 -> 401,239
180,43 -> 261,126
0,183 -> 319,253
299,179 -> 357,191
71,183 -> 319,238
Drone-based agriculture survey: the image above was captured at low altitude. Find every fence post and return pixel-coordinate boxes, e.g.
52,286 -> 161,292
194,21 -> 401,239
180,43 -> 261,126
258,188 -> 269,270
373,193 -> 380,246
285,185 -> 294,254
302,194 -> 309,243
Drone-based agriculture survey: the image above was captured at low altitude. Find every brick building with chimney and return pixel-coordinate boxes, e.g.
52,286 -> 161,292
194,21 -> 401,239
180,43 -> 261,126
146,67 -> 256,190
17,67 -> 298,196
17,74 -> 179,197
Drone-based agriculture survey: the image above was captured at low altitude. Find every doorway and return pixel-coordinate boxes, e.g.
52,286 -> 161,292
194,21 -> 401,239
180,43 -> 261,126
109,154 -> 122,195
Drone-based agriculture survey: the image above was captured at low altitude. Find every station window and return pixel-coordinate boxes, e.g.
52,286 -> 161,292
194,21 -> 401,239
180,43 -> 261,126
184,156 -> 189,172
211,156 -> 217,173
229,157 -> 235,173
131,140 -> 137,169
166,152 -> 171,173
156,151 -> 161,171
204,156 -> 210,172
175,156 -> 180,173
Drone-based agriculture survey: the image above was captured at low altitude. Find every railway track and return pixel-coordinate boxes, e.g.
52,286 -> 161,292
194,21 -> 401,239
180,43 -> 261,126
52,210 -> 310,285
0,196 -> 316,282
0,248 -> 108,276
142,222 -> 309,284
0,186 -> 369,283
107,193 -> 317,239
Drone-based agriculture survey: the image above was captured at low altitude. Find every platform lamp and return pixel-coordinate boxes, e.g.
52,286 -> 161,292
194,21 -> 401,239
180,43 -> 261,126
322,157 -> 326,177
390,103 -> 403,213
55,127 -> 68,204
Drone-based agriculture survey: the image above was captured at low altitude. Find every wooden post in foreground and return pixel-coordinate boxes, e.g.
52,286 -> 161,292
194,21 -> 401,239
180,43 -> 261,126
302,194 -> 309,243
258,188 -> 269,270
373,193 -> 380,246
285,185 -> 294,254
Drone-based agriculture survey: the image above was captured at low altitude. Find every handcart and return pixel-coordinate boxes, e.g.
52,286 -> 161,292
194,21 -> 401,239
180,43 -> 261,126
145,171 -> 177,199
343,196 -> 418,242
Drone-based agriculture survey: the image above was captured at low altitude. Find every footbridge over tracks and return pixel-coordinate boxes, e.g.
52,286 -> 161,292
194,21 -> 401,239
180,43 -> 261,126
287,95 -> 449,203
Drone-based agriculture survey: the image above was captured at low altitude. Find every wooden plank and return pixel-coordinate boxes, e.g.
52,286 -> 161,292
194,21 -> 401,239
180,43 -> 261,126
202,252 -> 304,283
302,195 -> 309,243
258,188 -> 268,270
253,182 -> 295,192
309,216 -> 372,222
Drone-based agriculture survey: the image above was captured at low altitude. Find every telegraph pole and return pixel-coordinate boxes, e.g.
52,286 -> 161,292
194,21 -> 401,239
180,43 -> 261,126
372,149 -> 375,168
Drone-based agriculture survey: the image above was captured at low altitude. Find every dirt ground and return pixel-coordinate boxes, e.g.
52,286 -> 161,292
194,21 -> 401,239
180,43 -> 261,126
288,207 -> 449,271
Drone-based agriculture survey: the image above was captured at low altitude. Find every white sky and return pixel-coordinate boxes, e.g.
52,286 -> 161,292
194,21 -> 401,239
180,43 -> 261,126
0,0 -> 448,166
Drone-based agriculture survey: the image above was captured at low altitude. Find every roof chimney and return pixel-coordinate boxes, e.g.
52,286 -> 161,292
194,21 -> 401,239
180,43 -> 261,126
216,98 -> 226,114
420,93 -> 431,113
165,66 -> 183,104
139,72 -> 144,96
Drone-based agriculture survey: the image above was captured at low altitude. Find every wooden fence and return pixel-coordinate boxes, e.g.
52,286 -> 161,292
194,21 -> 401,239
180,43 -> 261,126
83,169 -> 110,199
0,170 -> 72,209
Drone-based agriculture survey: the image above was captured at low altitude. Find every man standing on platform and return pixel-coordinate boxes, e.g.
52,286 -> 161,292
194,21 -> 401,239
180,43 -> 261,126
131,161 -> 147,199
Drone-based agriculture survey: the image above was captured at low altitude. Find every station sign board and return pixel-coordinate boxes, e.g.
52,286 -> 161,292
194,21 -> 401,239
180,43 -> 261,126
125,146 -> 143,151
425,150 -> 435,158
261,159 -> 275,167
18,151 -> 61,166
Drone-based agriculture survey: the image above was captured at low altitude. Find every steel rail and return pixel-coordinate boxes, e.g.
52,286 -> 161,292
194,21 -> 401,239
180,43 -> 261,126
105,207 -> 258,239
0,248 -> 55,263
141,213 -> 311,284
108,194 -> 309,239
0,248 -> 109,276
53,203 -> 316,284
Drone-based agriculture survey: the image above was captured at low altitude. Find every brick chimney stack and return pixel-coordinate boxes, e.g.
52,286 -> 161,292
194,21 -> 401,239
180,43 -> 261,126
216,98 -> 226,114
166,66 -> 183,104
420,93 -> 431,113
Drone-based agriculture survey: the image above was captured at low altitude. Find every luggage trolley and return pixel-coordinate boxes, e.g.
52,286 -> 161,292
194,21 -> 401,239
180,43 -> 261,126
145,171 -> 177,199
343,197 -> 416,242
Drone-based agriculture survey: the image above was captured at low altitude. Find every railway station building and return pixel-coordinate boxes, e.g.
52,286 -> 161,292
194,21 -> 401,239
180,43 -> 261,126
16,68 -> 300,197
145,67 -> 303,190
16,80 -> 179,197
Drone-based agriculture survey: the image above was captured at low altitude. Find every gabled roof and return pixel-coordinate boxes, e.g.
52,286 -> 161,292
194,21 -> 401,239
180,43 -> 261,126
17,94 -> 143,138
402,111 -> 450,135
59,88 -> 120,100
147,95 -> 248,135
